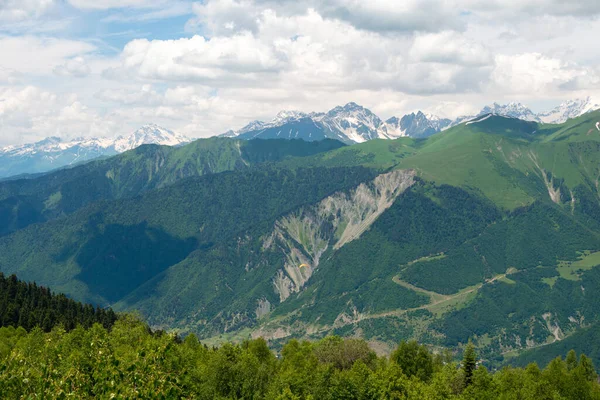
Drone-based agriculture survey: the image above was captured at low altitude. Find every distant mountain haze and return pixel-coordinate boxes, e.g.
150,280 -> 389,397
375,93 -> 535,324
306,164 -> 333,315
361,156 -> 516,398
0,125 -> 190,179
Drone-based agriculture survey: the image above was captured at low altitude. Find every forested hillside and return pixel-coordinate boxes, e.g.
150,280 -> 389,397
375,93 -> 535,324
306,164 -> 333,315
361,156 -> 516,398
1,111 -> 600,366
0,138 -> 344,237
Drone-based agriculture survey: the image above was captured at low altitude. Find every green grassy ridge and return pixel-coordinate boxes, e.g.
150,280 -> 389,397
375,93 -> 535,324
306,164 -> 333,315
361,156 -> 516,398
279,137 -> 422,170
287,111 -> 600,210
0,138 -> 345,237
394,115 -> 600,209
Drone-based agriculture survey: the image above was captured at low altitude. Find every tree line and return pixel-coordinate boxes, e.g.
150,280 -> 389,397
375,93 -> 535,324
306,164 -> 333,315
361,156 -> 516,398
0,273 -> 116,332
0,272 -> 598,398
0,315 -> 598,399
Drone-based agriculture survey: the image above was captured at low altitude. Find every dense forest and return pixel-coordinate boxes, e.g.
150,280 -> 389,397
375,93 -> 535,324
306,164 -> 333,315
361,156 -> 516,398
0,273 -> 116,332
0,316 -> 598,399
0,273 -> 598,398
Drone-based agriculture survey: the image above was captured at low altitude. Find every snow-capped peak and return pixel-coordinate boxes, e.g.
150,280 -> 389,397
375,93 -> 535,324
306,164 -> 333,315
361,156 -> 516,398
239,120 -> 265,134
0,125 -> 190,178
478,102 -> 540,122
321,102 -> 385,143
113,124 -> 190,152
383,111 -> 452,139
271,110 -> 308,125
538,97 -> 600,124
220,96 -> 600,144
0,124 -> 190,157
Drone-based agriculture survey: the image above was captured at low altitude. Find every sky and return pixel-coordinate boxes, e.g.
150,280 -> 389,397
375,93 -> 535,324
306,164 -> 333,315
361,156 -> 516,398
1,0 -> 600,146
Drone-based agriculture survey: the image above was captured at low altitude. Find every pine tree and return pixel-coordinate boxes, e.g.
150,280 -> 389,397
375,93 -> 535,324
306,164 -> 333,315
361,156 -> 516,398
0,273 -> 117,332
462,341 -> 477,387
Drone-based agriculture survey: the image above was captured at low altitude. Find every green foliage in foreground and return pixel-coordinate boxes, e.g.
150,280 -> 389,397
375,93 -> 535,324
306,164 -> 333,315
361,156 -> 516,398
0,316 -> 598,399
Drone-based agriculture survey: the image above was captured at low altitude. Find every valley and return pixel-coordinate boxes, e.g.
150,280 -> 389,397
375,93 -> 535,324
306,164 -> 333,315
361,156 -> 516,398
5,2 -> 600,396
1,109 -> 600,369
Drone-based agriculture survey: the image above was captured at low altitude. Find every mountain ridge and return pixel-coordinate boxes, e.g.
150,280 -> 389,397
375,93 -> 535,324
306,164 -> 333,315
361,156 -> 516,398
0,124 -> 191,179
225,97 -> 600,143
2,98 -> 599,179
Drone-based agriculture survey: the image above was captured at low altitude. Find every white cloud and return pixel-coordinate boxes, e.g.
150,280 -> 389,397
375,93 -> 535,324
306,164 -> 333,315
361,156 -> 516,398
0,0 -> 55,22
109,7 -> 493,97
0,86 -> 116,145
53,56 -> 91,77
186,0 -> 262,35
410,31 -> 493,66
187,0 -> 600,37
462,0 -> 600,18
106,33 -> 284,83
0,36 -> 95,75
490,53 -> 600,95
0,67 -> 20,84
316,0 -> 465,33
67,0 -> 169,10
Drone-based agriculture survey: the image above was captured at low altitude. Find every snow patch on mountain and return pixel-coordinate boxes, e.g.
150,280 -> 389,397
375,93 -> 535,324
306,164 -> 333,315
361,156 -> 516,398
478,102 -> 540,122
466,114 -> 493,125
0,124 -> 189,157
270,110 -> 308,126
384,111 -> 452,139
319,102 -> 386,143
113,124 -> 190,152
224,97 -> 600,144
382,117 -> 407,138
539,97 -> 600,124
0,124 -> 190,178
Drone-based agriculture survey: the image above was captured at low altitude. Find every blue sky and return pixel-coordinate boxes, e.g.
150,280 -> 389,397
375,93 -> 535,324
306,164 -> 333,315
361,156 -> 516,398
1,0 -> 600,146
10,1 -> 195,53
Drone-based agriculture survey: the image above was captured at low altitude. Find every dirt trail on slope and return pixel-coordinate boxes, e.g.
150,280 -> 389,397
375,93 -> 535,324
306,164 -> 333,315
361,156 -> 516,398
357,273 -> 509,322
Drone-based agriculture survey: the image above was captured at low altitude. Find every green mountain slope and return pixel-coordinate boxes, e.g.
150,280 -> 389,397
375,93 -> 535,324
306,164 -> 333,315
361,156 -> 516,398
0,138 -> 344,237
1,111 -> 600,365
393,112 -> 600,210
0,166 -> 374,305
510,320 -> 600,369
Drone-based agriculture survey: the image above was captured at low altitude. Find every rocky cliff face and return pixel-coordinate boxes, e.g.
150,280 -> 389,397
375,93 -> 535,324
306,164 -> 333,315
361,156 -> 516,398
266,169 -> 416,302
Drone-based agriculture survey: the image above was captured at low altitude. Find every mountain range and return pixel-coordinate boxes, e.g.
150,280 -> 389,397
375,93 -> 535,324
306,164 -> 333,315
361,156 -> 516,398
2,109 -> 600,367
2,97 -> 599,179
224,96 -> 600,143
0,124 -> 190,179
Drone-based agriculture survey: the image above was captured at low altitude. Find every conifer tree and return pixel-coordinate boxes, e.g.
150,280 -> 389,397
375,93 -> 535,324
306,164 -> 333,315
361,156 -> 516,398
462,341 -> 477,387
